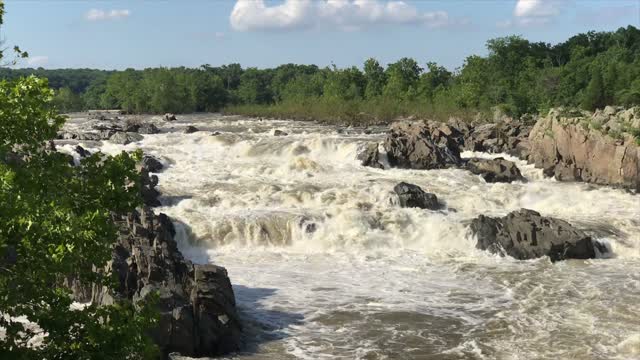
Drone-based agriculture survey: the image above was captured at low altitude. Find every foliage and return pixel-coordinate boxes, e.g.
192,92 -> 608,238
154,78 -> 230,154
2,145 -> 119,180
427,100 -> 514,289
3,26 -> 640,122
0,7 -> 157,358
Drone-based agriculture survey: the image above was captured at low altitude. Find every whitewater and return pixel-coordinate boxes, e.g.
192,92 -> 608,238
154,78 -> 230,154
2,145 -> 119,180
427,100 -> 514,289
66,113 -> 640,359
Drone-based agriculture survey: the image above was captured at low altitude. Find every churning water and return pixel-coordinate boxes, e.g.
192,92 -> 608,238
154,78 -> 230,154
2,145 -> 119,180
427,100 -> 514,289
72,114 -> 640,359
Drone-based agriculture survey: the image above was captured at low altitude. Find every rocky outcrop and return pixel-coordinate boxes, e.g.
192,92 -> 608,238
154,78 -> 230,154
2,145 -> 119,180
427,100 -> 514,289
470,209 -> 607,261
357,143 -> 384,169
273,129 -> 288,136
445,117 -> 533,157
110,132 -> 144,145
73,207 -> 242,357
393,182 -> 440,210
164,113 -> 177,121
138,123 -> 160,135
384,121 -> 461,169
68,158 -> 241,357
184,126 -> 199,134
142,155 -> 164,173
465,158 -> 525,183
528,107 -> 640,191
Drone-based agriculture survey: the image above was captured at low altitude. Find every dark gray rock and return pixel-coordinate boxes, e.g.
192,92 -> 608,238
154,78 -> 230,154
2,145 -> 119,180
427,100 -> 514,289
470,209 -> 607,261
75,145 -> 91,158
357,143 -> 384,169
393,182 -> 440,210
459,120 -> 532,155
384,122 -> 461,170
184,126 -> 199,134
73,207 -> 241,357
142,155 -> 164,173
164,113 -> 177,121
465,157 -> 525,183
109,132 -> 144,145
273,129 -> 288,136
138,123 -> 160,134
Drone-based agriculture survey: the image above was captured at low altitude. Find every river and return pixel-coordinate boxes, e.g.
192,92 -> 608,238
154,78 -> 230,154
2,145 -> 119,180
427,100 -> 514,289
66,113 -> 640,360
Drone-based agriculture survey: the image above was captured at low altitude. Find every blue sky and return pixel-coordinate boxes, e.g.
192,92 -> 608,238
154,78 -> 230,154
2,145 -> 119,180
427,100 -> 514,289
4,0 -> 639,71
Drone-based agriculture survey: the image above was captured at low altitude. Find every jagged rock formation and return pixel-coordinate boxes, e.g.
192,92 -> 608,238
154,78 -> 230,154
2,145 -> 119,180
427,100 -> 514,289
69,157 -> 242,358
393,182 -> 440,210
357,143 -> 384,169
528,107 -> 640,191
465,157 -> 525,183
384,121 -> 461,169
470,209 -> 607,261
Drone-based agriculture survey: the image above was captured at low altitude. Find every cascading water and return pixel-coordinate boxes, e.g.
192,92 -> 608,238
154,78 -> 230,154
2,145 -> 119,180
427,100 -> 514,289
75,113 -> 639,359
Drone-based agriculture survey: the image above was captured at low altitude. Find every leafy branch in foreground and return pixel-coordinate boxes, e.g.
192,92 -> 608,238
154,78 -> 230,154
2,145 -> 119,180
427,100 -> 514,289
0,6 -> 159,355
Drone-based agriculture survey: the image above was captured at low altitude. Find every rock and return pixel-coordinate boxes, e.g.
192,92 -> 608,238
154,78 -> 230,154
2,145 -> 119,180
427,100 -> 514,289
357,143 -> 384,169
393,182 -> 440,210
460,120 -> 532,155
164,113 -> 177,121
142,155 -> 164,173
384,121 -> 461,170
184,126 -> 199,134
74,145 -> 91,158
109,132 -> 144,145
465,157 -> 525,183
211,131 -> 221,136
72,207 -> 241,357
273,129 -> 288,136
528,108 -> 640,191
470,209 -> 607,261
138,123 -> 160,135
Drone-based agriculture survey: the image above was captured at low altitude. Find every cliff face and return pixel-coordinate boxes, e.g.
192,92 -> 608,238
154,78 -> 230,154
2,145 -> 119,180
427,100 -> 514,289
528,107 -> 640,191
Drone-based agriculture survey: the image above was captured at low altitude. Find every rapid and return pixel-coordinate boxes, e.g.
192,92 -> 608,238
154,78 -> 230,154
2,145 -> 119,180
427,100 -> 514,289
70,113 -> 640,359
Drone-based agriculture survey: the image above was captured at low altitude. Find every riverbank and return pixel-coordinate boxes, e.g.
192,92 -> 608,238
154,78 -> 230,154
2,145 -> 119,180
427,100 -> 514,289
224,98 -> 486,126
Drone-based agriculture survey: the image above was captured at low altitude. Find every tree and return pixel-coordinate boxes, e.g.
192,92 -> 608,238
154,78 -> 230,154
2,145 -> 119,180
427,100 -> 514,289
0,5 -> 157,358
582,67 -> 606,110
383,57 -> 422,100
363,58 -> 385,99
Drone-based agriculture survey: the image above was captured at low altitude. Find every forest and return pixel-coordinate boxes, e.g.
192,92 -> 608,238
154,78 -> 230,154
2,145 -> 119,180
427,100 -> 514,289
2,25 -> 639,122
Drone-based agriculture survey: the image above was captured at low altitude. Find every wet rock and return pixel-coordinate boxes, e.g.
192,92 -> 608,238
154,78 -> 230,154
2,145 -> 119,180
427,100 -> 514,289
528,108 -> 640,191
74,145 -> 91,158
142,155 -> 164,173
164,113 -> 177,121
211,131 -> 221,136
72,207 -> 241,357
357,143 -> 384,169
460,120 -> 532,155
470,209 -> 607,261
138,123 -> 160,134
384,121 -> 461,170
184,126 -> 199,134
393,182 -> 440,210
109,132 -> 144,145
465,157 -> 525,183
273,129 -> 288,136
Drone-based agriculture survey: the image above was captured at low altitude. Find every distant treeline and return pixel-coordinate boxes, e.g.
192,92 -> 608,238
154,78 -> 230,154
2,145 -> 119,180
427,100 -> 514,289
2,25 -> 639,122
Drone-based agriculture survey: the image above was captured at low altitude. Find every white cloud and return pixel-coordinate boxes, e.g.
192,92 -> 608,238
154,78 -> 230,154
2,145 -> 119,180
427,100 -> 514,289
514,0 -> 560,18
499,0 -> 562,28
26,56 -> 48,67
85,9 -> 130,21
230,0 -> 453,32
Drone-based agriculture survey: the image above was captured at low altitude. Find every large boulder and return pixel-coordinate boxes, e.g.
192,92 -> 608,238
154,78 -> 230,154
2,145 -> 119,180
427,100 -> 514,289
138,123 -> 160,135
393,182 -> 440,210
74,207 -> 241,357
109,132 -> 144,145
357,143 -> 384,169
528,108 -> 640,191
465,157 -> 525,183
142,155 -> 164,173
384,121 -> 461,169
184,126 -> 199,134
460,120 -> 533,156
470,209 -> 607,261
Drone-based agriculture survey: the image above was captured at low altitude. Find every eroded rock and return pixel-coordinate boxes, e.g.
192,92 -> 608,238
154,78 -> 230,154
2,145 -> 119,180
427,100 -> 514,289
470,209 -> 607,261
393,182 -> 440,210
465,157 -> 525,183
384,121 -> 461,169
